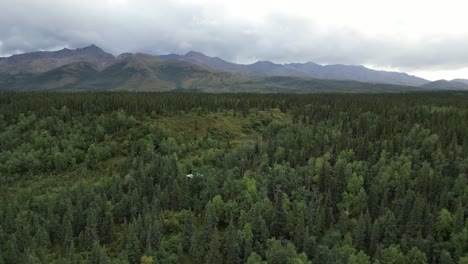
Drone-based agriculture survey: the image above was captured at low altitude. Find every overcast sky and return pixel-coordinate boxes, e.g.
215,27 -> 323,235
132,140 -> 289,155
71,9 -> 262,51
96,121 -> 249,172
1,0 -> 468,80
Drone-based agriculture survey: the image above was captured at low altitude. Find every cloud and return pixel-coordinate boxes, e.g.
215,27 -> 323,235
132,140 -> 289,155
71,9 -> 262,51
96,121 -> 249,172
1,0 -> 468,78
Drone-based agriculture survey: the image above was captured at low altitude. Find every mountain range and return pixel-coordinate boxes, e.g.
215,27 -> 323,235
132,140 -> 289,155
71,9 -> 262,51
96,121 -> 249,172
160,51 -> 429,86
1,45 -> 468,92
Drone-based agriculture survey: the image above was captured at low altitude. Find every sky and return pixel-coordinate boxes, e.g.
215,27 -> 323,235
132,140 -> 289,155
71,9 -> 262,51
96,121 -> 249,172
1,0 -> 468,80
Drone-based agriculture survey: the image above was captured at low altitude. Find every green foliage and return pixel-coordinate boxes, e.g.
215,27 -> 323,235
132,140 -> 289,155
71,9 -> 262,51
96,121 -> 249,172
89,240 -> 109,264
247,252 -> 267,264
377,245 -> 406,264
0,92 -> 467,263
265,238 -> 312,264
406,247 -> 427,264
349,250 -> 371,264
205,229 -> 222,264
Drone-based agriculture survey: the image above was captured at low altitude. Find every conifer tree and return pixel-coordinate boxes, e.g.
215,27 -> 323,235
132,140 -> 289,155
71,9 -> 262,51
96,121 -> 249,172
206,229 -> 223,264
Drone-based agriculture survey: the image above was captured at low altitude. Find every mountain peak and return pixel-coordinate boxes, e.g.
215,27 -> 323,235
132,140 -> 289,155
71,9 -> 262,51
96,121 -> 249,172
185,50 -> 207,57
252,60 -> 276,65
248,60 -> 282,72
117,53 -> 133,59
80,44 -> 104,52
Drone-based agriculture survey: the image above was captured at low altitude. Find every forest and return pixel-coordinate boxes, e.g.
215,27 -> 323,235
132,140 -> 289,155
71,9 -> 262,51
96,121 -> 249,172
0,92 -> 467,264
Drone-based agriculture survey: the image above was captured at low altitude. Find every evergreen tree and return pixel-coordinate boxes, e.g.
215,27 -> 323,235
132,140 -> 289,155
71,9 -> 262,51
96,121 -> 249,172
182,212 -> 194,252
377,245 -> 406,264
126,224 -> 142,264
206,229 -> 223,264
89,240 -> 109,264
349,250 -> 371,264
271,192 -> 287,238
405,247 -> 427,264
190,230 -> 206,264
99,202 -> 114,244
241,224 -> 254,262
224,220 -> 242,264
353,213 -> 368,251
1,92 -> 467,262
203,201 -> 218,246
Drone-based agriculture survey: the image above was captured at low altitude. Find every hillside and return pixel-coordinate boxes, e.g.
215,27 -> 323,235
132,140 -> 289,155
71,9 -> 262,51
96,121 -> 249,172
158,51 -> 429,86
0,47 -> 424,93
164,51 -> 267,77
232,76 -> 418,93
420,80 -> 468,90
0,62 -> 420,93
452,78 -> 468,85
0,45 -> 115,73
5,45 -> 468,92
0,53 -> 251,92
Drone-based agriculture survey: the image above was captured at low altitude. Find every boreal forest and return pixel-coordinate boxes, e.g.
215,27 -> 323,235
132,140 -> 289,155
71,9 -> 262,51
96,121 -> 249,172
0,92 -> 467,264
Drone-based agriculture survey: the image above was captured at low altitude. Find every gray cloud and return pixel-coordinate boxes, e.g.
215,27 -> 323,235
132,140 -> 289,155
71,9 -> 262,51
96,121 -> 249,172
1,0 -> 468,74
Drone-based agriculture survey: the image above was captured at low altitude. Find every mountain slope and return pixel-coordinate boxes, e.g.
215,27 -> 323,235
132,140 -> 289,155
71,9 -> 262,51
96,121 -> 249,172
0,45 -> 115,73
0,53 -> 251,92
0,46 -> 432,87
452,79 -> 468,85
158,51 -> 268,77
0,62 -> 99,91
94,53 -> 250,91
0,54 -> 421,93
159,51 -> 429,86
421,80 -> 468,90
248,61 -> 283,72
304,64 -> 428,86
4,45 -> 467,93
236,76 -> 419,93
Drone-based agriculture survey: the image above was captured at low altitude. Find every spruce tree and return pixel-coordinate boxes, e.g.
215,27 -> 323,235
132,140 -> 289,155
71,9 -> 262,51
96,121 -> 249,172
206,229 -> 223,264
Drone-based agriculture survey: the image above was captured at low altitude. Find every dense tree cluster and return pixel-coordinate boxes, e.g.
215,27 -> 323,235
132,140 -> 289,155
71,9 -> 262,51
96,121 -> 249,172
0,92 -> 467,263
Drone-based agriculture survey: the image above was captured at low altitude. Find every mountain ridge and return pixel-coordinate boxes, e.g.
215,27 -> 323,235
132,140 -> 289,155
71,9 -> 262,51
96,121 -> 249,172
452,78 -> 468,84
1,45 -> 467,92
420,79 -> 468,90
156,51 -> 430,86
0,52 -> 251,92
0,45 -> 433,86
0,45 -> 115,73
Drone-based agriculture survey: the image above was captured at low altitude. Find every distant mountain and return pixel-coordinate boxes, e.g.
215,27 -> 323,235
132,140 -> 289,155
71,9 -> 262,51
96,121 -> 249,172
300,64 -> 429,86
0,53 -> 420,93
162,51 -> 266,77
3,45 -> 468,93
158,51 -> 429,86
0,53 -> 250,92
452,79 -> 468,85
248,61 -> 283,72
421,80 -> 468,90
236,76 -> 419,93
277,62 -> 323,77
0,45 -> 115,73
